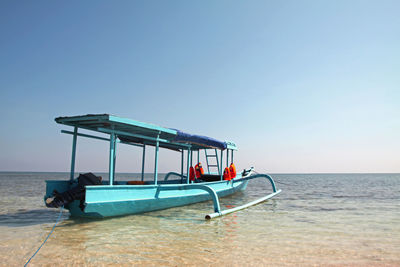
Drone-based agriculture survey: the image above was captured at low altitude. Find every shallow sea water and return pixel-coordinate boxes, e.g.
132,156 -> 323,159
0,172 -> 399,266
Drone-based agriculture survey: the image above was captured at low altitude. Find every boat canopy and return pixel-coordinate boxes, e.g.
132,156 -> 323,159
55,114 -> 236,151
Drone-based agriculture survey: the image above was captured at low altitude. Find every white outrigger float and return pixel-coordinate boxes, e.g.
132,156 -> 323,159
44,114 -> 281,219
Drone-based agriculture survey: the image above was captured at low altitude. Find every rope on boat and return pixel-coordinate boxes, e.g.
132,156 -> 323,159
24,206 -> 64,266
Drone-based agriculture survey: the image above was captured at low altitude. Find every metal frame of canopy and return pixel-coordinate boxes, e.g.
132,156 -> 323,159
56,114 -> 237,186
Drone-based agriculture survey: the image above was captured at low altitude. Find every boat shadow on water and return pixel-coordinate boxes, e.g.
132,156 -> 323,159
0,208 -> 69,227
58,195 -> 245,227
0,208 -> 109,228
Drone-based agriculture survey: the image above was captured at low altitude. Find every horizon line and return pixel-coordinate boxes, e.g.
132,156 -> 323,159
0,170 -> 399,175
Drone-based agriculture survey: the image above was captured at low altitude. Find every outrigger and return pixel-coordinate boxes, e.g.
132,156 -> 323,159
44,114 -> 281,219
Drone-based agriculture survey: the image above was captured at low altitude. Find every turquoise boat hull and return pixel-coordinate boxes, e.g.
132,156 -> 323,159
45,179 -> 249,218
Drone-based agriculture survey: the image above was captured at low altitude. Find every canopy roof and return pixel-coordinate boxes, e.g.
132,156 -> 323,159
55,114 -> 237,150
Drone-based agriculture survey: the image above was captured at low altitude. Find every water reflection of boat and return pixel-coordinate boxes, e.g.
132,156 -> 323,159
44,114 -> 281,219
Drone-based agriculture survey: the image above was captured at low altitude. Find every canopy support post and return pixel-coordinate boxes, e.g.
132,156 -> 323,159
154,137 -> 160,185
141,145 -> 146,181
226,149 -> 229,167
205,150 -> 210,174
113,137 -> 117,181
220,150 -> 223,181
215,149 -> 220,174
186,148 -> 191,184
197,150 -> 199,164
231,150 -> 234,164
181,149 -> 184,183
69,126 -> 78,181
108,132 -> 116,185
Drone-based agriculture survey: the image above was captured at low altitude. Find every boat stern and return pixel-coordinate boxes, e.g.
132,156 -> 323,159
44,180 -> 71,207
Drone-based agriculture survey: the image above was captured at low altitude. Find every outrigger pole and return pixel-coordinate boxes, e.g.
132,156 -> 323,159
162,173 -> 281,220
205,174 -> 282,219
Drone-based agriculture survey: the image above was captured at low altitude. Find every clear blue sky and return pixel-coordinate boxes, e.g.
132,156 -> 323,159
1,0 -> 399,173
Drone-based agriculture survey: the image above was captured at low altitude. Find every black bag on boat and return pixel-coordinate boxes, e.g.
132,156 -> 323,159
198,174 -> 221,182
77,172 -> 102,187
46,173 -> 102,210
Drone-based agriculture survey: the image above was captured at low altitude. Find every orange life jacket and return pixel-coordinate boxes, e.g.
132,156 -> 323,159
189,166 -> 196,182
223,167 -> 231,181
195,163 -> 204,178
229,163 -> 236,179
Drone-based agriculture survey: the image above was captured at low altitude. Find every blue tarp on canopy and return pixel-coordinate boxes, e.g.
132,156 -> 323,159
172,130 -> 227,149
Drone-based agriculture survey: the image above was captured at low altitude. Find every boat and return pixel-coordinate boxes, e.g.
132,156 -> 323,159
44,114 -> 281,219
